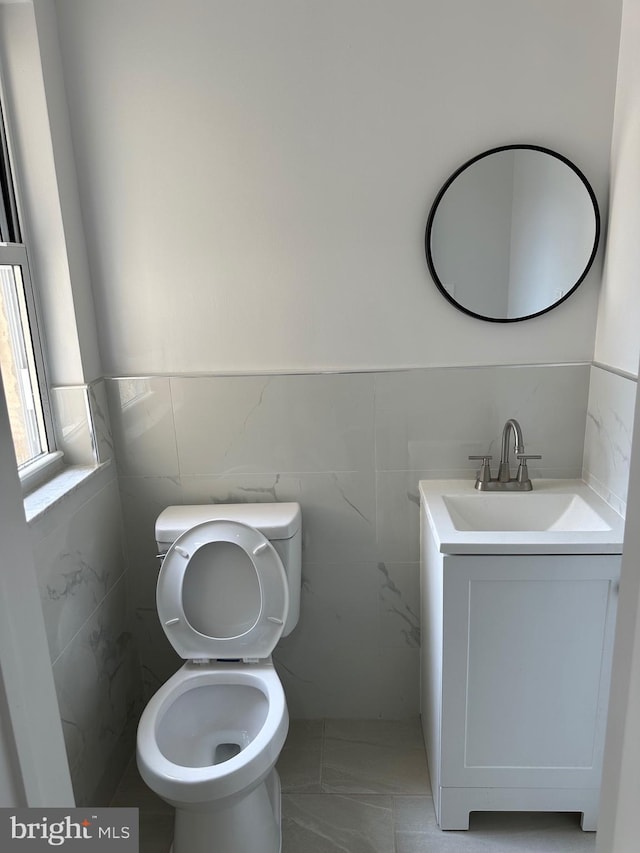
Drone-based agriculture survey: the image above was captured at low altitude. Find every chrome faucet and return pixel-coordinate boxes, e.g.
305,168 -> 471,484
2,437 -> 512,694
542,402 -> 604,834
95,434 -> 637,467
469,418 -> 541,491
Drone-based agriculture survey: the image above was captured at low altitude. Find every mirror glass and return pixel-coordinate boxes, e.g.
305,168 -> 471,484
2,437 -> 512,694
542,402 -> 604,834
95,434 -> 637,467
425,145 -> 600,322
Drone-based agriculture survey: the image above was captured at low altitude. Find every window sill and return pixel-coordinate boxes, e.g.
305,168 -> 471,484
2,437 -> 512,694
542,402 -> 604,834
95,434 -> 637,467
24,460 -> 112,526
19,450 -> 65,494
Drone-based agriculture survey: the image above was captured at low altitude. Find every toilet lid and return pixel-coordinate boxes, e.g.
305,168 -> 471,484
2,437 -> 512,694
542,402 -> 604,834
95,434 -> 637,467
157,519 -> 289,661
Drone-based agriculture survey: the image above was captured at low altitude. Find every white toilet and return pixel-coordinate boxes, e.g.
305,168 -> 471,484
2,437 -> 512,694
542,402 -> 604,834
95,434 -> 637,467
136,502 -> 301,853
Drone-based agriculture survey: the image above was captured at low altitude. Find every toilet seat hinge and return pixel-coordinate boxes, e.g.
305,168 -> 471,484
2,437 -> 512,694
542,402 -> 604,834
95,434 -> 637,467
242,657 -> 260,664
191,658 -> 210,665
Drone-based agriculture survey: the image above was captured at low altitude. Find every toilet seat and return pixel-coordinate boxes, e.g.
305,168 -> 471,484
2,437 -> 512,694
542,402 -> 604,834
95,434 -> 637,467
157,519 -> 289,662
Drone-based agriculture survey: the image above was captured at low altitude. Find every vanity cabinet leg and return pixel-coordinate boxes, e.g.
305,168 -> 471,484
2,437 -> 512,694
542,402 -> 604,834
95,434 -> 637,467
580,806 -> 598,832
438,790 -> 470,831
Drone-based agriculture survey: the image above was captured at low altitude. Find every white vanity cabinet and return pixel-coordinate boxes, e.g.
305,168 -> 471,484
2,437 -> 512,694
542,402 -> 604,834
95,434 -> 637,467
419,496 -> 621,831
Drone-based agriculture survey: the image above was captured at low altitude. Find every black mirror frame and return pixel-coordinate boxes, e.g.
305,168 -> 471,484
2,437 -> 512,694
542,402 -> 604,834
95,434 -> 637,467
425,144 -> 601,323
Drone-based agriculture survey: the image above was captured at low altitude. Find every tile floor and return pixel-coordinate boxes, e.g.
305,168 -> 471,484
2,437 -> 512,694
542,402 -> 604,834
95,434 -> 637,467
111,718 -> 596,852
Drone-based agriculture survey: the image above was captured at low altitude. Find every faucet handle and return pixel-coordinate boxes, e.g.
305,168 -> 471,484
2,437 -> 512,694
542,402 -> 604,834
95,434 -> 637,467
469,455 -> 493,487
515,453 -> 541,487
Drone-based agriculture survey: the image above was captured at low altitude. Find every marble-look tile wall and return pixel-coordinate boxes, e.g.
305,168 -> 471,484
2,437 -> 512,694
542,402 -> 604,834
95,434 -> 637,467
583,365 -> 637,516
50,380 -> 117,467
106,364 -> 590,719
28,380 -> 143,805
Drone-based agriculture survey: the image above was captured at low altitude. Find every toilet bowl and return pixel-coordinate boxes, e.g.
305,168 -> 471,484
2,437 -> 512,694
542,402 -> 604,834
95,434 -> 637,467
137,662 -> 288,852
137,662 -> 288,806
136,504 -> 301,853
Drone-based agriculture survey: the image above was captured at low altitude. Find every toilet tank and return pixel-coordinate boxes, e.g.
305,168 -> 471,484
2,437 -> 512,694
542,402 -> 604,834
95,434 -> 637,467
155,502 -> 302,637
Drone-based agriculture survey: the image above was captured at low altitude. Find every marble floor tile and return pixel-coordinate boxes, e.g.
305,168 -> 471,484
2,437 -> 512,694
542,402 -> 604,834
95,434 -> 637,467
322,719 -> 430,795
282,794 -> 394,853
277,720 -> 325,793
139,812 -> 174,853
325,718 -> 425,749
393,796 -> 433,833
286,719 -> 325,745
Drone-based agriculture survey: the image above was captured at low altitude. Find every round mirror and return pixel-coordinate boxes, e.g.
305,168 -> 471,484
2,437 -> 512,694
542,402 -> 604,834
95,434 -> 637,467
425,145 -> 600,323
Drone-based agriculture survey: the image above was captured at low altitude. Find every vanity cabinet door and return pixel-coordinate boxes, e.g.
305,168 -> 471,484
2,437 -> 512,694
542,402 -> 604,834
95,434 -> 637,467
440,554 -> 619,791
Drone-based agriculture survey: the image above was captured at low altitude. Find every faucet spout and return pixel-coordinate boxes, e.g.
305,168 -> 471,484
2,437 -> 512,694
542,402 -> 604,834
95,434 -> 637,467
498,418 -> 524,482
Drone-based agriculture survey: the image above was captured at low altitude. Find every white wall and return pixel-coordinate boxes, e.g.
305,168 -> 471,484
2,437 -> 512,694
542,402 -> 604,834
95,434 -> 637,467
54,0 -> 621,375
595,1 -> 640,849
594,0 -> 640,377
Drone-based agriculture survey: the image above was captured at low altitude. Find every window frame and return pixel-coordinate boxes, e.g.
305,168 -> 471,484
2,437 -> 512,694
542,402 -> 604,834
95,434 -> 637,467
0,89 -> 57,487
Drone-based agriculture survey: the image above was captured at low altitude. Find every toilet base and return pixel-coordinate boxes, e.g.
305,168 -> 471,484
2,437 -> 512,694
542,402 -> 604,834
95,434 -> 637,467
170,769 -> 282,853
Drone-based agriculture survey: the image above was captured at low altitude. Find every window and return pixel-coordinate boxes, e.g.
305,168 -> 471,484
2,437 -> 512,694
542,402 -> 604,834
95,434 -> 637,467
0,96 -> 53,473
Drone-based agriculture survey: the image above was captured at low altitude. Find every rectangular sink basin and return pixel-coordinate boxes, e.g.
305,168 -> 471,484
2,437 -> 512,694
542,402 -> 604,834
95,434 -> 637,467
442,493 -> 612,532
420,479 -> 625,554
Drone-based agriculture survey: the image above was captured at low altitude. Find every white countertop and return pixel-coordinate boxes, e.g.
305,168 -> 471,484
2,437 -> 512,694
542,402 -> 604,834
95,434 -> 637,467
419,479 -> 626,555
